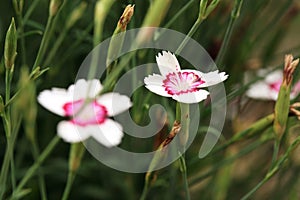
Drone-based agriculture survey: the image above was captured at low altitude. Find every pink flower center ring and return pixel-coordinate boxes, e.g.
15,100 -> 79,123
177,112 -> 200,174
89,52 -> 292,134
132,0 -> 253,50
63,99 -> 108,126
163,72 -> 205,95
269,80 -> 282,92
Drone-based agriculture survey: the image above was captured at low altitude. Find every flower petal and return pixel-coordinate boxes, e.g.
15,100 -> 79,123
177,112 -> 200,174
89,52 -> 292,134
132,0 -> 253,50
172,89 -> 209,104
257,68 -> 269,77
73,79 -> 103,100
265,70 -> 283,84
91,119 -> 124,147
144,73 -> 171,97
181,69 -> 204,77
291,82 -> 300,99
145,84 -> 172,97
246,81 -> 274,100
57,121 -> 91,143
144,74 -> 165,86
96,93 -> 132,116
156,51 -> 181,76
199,70 -> 228,87
37,88 -> 72,116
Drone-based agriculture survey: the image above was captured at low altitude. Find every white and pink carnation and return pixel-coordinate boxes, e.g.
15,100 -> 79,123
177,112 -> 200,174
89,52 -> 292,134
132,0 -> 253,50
38,79 -> 132,147
144,51 -> 228,104
246,69 -> 300,100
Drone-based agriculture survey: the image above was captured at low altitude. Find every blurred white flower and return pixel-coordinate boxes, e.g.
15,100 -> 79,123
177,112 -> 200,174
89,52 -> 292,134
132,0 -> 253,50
144,51 -> 228,104
38,79 -> 132,147
246,69 -> 300,100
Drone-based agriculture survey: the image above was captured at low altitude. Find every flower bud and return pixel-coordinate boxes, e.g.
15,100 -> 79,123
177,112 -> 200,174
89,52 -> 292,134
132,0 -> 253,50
116,4 -> 134,32
94,0 -> 115,45
30,66 -> 41,80
283,54 -> 299,86
14,67 -> 37,142
141,0 -> 171,27
106,5 -> 135,73
66,2 -> 87,29
12,0 -> 24,14
4,18 -> 17,71
69,143 -> 85,173
273,54 -> 299,139
30,66 -> 49,80
205,0 -> 221,18
49,0 -> 63,17
150,121 -> 181,169
199,0 -> 221,20
136,0 -> 172,44
144,121 -> 181,187
199,0 -> 208,19
231,0 -> 244,19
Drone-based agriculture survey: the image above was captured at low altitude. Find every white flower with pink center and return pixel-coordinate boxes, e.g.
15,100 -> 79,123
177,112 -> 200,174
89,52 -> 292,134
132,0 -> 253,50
37,79 -> 132,147
246,69 -> 300,100
144,51 -> 228,104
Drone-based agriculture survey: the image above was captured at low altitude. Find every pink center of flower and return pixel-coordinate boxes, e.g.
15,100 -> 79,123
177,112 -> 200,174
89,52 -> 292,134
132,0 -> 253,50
269,80 -> 282,92
163,72 -> 205,95
63,99 -> 107,126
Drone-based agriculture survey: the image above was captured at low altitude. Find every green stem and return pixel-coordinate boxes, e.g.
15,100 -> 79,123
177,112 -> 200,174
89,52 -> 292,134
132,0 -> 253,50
177,103 -> 190,148
179,155 -> 190,200
19,30 -> 43,38
43,28 -> 68,66
32,140 -> 48,200
241,175 -> 270,200
10,152 -> 16,191
0,115 -> 21,199
61,172 -> 75,200
166,164 -> 178,200
130,53 -> 139,120
241,135 -> 300,200
44,1 -> 87,67
0,135 -> 12,198
154,0 -> 196,40
139,121 -> 181,200
139,181 -> 149,200
32,0 -> 66,70
101,51 -> 136,93
61,143 -> 85,200
189,134 -> 272,186
84,0 -> 116,101
175,18 -> 202,55
32,15 -> 54,70
211,114 -> 275,154
11,136 -> 61,199
13,0 -> 27,65
5,70 -> 12,107
176,102 -> 181,121
4,69 -> 12,150
18,26 -> 27,65
178,103 -> 190,199
23,0 -> 41,23
165,0 -> 196,29
4,68 -> 49,108
215,0 -> 244,66
55,23 -> 93,68
215,16 -> 235,66
87,47 -> 100,81
93,0 -> 116,46
271,139 -> 280,167
0,69 -> 14,199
